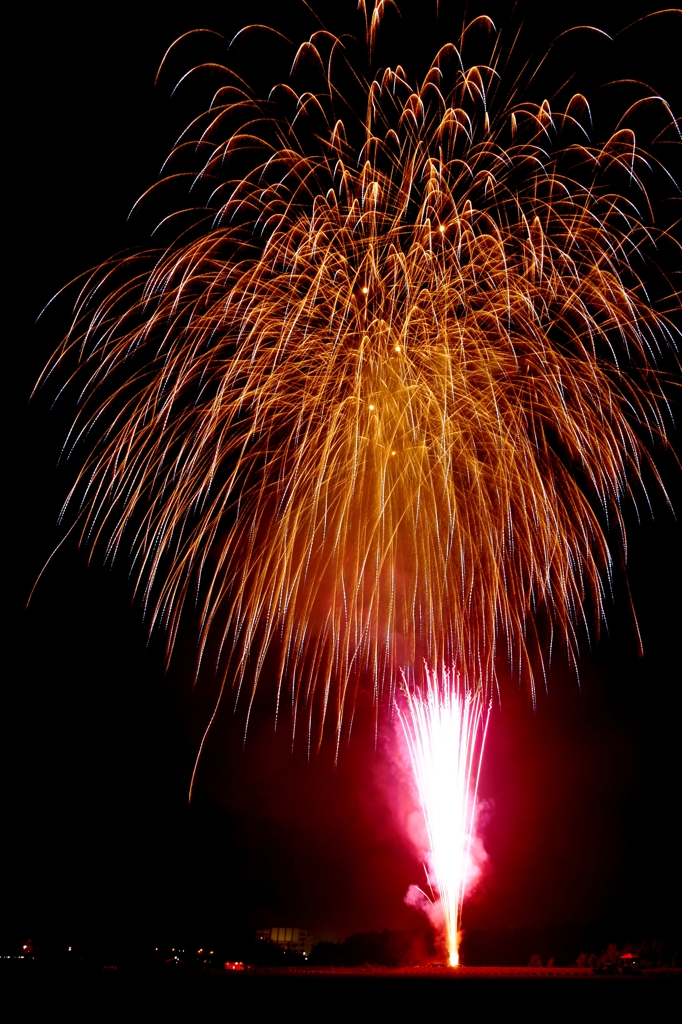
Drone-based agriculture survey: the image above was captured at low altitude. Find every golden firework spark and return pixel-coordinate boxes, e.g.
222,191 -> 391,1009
43,6 -> 680,759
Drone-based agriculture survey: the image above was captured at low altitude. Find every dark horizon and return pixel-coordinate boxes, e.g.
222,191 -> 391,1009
7,0 -> 681,961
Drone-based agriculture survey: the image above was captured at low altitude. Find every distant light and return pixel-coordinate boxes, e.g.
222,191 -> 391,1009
439,224 -> 445,232
225,961 -> 245,971
391,451 -> 396,455
395,345 -> 401,352
369,404 -> 375,410
361,286 -> 368,294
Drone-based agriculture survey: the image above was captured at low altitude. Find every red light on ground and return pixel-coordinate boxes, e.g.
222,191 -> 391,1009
224,961 -> 245,971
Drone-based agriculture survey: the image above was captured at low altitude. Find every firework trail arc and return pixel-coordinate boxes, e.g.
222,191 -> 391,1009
44,4 -> 680,760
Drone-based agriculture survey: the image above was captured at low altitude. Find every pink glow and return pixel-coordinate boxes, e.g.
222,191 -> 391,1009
397,669 -> 490,965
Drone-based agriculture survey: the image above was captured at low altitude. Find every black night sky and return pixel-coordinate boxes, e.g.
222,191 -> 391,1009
7,0 -> 681,961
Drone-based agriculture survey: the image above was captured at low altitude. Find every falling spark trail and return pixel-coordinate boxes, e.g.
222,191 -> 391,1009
38,5 -> 680,753
398,668 -> 490,966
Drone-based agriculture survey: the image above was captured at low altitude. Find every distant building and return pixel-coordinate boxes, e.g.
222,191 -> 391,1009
256,927 -> 313,956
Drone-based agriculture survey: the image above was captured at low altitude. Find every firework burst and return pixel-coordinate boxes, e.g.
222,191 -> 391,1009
42,4 -> 680,762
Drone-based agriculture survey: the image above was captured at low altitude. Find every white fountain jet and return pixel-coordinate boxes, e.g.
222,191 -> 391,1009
398,667 -> 490,966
